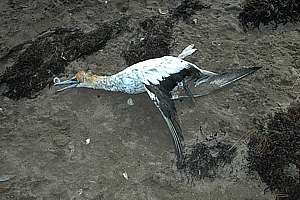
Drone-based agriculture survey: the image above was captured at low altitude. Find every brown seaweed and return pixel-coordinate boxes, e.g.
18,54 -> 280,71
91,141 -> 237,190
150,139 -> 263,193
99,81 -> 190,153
122,0 -> 210,66
248,104 -> 300,200
172,0 -> 211,21
122,16 -> 174,66
0,17 -> 128,99
239,0 -> 300,30
181,142 -> 236,180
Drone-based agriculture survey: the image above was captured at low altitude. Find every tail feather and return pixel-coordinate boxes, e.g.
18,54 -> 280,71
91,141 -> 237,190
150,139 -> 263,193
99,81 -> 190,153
178,44 -> 197,59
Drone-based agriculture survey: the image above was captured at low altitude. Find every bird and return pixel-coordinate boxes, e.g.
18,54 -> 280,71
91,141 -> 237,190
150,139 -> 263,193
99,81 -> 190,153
54,44 -> 260,165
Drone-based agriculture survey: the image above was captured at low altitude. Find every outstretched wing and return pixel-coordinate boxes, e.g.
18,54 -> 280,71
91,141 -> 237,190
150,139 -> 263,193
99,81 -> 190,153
144,84 -> 184,164
138,56 -> 217,164
172,67 -> 261,100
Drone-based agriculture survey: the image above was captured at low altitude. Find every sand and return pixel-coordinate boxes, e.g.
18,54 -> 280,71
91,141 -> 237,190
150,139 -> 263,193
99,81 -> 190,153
0,0 -> 299,199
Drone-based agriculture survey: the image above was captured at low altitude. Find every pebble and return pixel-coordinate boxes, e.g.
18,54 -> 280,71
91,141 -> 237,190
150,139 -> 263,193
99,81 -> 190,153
158,8 -> 168,15
122,172 -> 128,180
127,98 -> 134,106
0,175 -> 15,182
85,138 -> 91,144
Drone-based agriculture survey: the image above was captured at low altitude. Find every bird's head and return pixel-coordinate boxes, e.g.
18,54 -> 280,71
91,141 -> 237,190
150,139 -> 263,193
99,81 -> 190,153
54,70 -> 99,92
74,70 -> 99,83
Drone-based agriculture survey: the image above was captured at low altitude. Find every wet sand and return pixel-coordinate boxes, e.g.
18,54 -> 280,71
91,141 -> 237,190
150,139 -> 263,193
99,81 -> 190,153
0,0 -> 299,199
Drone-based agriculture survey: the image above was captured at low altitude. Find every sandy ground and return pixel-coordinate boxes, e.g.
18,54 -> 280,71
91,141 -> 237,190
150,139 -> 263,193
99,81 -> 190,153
0,0 -> 299,199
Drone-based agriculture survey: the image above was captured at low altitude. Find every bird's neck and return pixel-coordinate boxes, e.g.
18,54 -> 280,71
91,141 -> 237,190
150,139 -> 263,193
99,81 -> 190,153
80,75 -> 120,92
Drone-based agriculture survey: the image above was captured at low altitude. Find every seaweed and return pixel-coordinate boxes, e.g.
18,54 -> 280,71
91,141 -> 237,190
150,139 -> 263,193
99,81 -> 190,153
181,142 -> 236,180
248,104 -> 300,200
122,0 -> 210,66
0,17 -> 128,99
239,0 -> 300,30
172,0 -> 211,21
122,16 -> 174,66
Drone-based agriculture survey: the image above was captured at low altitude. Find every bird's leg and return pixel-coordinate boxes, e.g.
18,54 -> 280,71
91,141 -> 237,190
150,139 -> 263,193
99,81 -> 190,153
182,80 -> 195,104
172,79 -> 207,100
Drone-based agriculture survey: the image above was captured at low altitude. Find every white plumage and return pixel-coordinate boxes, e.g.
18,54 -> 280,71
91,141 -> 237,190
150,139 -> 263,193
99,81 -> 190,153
112,56 -> 198,91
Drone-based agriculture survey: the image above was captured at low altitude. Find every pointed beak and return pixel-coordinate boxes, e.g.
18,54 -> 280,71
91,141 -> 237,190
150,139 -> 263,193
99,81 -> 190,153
53,76 -> 79,92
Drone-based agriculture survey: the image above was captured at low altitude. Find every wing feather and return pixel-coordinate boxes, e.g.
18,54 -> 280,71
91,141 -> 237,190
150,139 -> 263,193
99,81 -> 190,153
144,84 -> 184,164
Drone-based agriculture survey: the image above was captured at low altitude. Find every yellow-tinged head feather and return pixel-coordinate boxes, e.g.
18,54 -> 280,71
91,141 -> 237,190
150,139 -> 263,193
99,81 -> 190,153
75,70 -> 101,83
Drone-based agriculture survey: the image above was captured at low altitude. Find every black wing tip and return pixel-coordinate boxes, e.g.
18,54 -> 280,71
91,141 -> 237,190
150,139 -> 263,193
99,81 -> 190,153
172,132 -> 184,166
242,66 -> 262,74
237,66 -> 261,77
244,66 -> 262,76
175,151 -> 184,169
249,66 -> 262,71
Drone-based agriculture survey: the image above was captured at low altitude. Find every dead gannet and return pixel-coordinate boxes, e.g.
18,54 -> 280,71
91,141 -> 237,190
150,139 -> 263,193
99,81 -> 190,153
54,44 -> 260,165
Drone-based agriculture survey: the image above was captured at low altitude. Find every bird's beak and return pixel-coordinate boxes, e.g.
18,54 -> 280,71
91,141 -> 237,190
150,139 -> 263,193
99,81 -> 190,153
53,76 -> 79,92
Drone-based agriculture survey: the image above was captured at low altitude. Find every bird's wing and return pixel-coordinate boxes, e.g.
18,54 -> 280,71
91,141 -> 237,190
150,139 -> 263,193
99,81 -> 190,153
144,84 -> 184,164
137,56 -> 198,85
172,67 -> 261,100
139,58 -> 218,89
